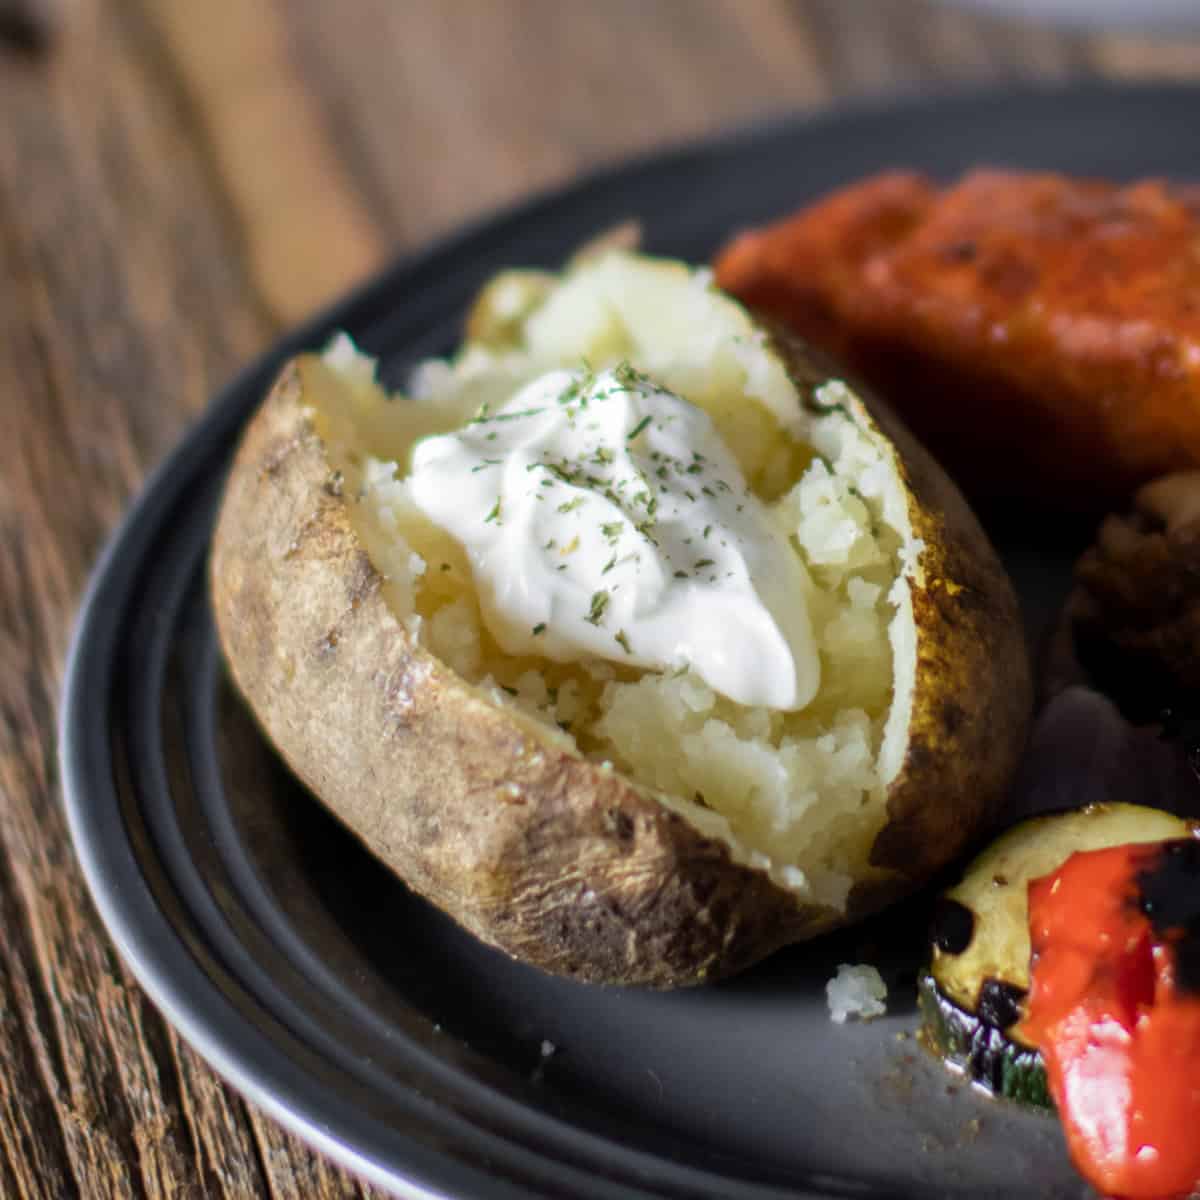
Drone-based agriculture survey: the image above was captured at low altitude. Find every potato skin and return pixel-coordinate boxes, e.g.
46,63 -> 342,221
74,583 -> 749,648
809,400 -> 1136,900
211,339 -> 1030,987
779,334 -> 1031,879
212,361 -> 828,987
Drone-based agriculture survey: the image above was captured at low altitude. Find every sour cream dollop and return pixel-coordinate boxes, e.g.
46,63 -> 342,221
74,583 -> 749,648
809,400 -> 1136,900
408,364 -> 819,710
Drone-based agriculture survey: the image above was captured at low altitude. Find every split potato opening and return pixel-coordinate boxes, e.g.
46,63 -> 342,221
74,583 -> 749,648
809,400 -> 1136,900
212,251 -> 1028,984
309,254 -> 916,910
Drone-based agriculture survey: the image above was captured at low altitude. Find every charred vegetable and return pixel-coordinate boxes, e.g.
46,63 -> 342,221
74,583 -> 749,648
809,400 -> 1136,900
920,803 -> 1196,1103
1023,836 -> 1200,1198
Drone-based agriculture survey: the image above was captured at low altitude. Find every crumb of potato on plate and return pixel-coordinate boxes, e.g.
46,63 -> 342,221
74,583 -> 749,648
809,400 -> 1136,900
826,963 -> 887,1022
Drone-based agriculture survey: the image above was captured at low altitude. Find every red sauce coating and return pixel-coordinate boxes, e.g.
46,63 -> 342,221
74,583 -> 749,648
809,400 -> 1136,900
713,170 -> 1200,509
1022,842 -> 1200,1199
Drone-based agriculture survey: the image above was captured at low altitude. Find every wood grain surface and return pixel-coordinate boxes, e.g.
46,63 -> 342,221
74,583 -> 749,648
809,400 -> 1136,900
2,1 -> 1197,1195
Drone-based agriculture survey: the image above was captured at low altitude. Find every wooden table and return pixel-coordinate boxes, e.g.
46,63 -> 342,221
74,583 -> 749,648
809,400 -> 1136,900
2,2 -> 1197,1195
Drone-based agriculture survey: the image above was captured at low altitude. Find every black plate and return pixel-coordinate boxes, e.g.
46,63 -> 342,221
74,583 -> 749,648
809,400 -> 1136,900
61,83 -> 1200,1200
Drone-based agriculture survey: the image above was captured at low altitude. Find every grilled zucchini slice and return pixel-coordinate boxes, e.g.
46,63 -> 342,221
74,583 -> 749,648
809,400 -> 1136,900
920,803 -> 1196,1105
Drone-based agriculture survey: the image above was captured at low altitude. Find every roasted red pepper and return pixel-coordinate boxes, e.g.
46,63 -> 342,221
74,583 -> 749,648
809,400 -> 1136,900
1021,839 -> 1200,1200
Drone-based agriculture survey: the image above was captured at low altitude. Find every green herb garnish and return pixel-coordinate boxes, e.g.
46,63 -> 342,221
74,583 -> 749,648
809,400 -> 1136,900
614,361 -> 643,388
586,590 -> 610,626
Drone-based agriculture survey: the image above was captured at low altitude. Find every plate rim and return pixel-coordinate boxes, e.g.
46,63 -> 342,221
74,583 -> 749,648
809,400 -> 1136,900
58,78 -> 1200,1200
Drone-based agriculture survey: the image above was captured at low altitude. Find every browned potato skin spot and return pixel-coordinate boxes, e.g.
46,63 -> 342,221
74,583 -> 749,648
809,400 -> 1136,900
211,334 -> 1030,988
776,334 -> 1031,876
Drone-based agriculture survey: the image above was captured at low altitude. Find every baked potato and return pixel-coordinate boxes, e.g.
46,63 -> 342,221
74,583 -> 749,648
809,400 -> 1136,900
211,251 -> 1030,987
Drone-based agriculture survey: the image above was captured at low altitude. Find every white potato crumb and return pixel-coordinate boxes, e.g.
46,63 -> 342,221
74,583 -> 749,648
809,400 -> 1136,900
407,357 -> 454,399
826,963 -> 887,1023
540,1040 -> 556,1057
322,333 -> 376,386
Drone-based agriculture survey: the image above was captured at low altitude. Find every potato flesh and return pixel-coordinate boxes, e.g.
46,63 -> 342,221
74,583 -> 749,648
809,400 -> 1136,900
312,258 -> 909,908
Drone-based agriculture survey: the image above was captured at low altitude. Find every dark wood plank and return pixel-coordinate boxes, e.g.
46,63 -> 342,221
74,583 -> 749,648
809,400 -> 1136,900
283,0 -> 837,249
138,0 -> 386,326
0,0 -> 62,53
796,0 -> 1090,92
1087,28 -> 1200,78
0,0 -> 377,1195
